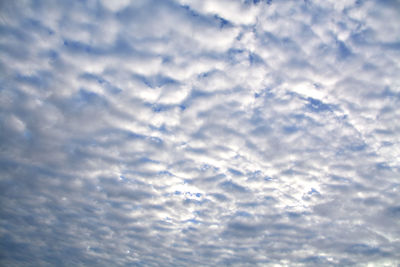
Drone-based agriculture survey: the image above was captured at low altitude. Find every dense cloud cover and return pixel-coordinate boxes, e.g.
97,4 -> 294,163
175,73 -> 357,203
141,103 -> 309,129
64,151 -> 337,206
1,0 -> 400,266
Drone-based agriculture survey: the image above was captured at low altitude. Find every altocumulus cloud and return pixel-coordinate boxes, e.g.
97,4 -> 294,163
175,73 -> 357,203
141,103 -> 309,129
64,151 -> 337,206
1,0 -> 400,266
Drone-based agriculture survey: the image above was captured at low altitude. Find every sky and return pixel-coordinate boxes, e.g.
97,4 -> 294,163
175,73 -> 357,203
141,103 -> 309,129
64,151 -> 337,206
1,0 -> 400,266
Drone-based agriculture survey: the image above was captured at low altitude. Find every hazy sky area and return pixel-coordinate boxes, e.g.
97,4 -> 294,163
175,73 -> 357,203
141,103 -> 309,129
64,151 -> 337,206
1,0 -> 400,266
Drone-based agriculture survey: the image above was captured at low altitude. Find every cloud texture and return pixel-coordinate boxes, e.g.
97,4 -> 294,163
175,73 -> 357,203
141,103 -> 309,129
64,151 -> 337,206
1,0 -> 400,266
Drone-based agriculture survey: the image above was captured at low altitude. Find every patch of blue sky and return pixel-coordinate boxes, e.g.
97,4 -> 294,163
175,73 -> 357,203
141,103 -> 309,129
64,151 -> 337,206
63,39 -> 96,54
228,168 -> 243,176
75,89 -> 106,105
147,102 -> 183,113
306,97 -> 333,112
15,72 -> 53,89
22,18 -> 54,35
336,40 -> 353,60
219,180 -> 247,193
133,73 -> 179,89
148,123 -> 169,134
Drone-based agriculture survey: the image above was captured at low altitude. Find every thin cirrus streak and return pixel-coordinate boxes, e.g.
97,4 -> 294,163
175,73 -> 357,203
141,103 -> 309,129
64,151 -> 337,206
0,0 -> 400,266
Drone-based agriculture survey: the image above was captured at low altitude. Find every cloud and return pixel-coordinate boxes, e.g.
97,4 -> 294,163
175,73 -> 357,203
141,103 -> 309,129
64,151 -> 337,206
1,0 -> 400,266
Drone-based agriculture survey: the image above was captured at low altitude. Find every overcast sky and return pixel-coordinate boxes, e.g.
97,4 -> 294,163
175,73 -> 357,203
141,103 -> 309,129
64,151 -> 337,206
1,0 -> 400,266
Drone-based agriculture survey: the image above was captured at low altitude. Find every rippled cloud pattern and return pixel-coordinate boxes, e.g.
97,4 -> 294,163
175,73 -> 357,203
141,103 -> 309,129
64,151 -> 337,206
1,0 -> 400,266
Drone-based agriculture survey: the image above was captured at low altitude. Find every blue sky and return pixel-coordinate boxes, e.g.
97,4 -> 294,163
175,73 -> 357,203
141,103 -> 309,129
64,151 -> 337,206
1,0 -> 400,266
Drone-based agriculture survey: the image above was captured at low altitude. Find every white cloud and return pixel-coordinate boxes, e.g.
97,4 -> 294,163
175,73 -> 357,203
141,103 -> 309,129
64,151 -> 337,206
1,0 -> 400,266
177,0 -> 260,25
101,0 -> 131,12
